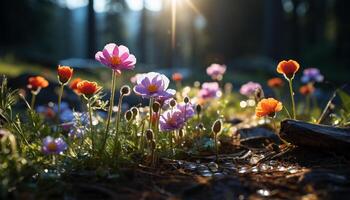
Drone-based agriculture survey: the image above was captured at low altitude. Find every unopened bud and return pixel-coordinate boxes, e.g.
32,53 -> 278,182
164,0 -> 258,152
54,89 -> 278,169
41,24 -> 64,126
184,96 -> 190,104
120,85 -> 131,96
254,88 -> 264,102
131,107 -> 139,118
179,129 -> 184,137
124,110 -> 133,121
197,123 -> 204,130
212,119 -> 222,134
196,104 -> 202,114
152,102 -> 161,113
169,99 -> 177,107
146,129 -> 153,140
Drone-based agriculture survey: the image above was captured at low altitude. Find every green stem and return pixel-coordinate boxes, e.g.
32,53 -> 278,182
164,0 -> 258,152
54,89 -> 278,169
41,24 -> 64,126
102,72 -> 117,152
57,84 -> 64,123
170,131 -> 174,158
30,93 -> 36,109
112,94 -> 124,158
214,132 -> 218,162
88,99 -> 94,154
288,79 -> 296,119
306,95 -> 310,115
149,98 -> 154,130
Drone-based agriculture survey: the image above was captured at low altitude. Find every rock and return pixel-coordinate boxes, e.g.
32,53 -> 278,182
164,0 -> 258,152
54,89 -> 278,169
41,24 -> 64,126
280,120 -> 350,154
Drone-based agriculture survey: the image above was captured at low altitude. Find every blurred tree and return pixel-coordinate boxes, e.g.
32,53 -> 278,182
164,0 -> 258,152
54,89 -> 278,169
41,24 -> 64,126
87,0 -> 96,58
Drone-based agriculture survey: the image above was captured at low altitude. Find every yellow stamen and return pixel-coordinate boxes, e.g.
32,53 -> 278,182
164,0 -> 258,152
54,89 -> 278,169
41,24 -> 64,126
147,84 -> 158,93
109,56 -> 122,65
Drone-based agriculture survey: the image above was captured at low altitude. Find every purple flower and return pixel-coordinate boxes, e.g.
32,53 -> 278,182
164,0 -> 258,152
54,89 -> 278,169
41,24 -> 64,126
301,68 -> 324,83
176,102 -> 195,121
206,63 -> 226,80
68,127 -> 86,139
239,81 -> 262,97
42,136 -> 67,155
198,82 -> 221,99
95,43 -> 136,74
134,72 -> 175,99
159,109 -> 185,131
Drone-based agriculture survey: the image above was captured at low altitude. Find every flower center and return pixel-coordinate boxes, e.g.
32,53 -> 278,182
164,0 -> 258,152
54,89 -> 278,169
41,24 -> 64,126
47,142 -> 57,152
109,56 -> 122,65
147,84 -> 158,93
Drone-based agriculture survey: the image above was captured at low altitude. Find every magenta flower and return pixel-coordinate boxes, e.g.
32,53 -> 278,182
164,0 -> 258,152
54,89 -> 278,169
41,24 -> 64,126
198,82 -> 221,99
133,72 -> 175,99
301,68 -> 324,83
206,63 -> 227,80
95,43 -> 136,74
239,81 -> 262,97
42,136 -> 67,155
159,109 -> 185,131
177,102 -> 195,121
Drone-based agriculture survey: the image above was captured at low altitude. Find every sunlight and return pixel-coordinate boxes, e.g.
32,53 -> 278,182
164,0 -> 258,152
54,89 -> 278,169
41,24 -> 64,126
145,0 -> 162,12
125,0 -> 143,11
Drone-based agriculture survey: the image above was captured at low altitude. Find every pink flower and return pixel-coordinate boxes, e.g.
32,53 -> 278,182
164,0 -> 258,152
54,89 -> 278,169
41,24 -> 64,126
198,82 -> 221,99
95,43 -> 136,74
239,81 -> 262,97
206,63 -> 226,80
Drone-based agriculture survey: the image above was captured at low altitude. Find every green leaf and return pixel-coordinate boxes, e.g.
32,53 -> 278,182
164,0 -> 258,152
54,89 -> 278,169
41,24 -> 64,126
338,89 -> 350,112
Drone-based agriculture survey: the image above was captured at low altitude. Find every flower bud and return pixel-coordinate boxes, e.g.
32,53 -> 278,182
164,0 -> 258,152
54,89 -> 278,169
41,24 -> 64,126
184,96 -> 190,104
196,104 -> 202,114
152,102 -> 161,113
178,129 -> 184,137
197,123 -> 204,130
254,87 -> 265,102
124,110 -> 133,121
146,129 -> 153,141
212,119 -> 222,134
120,85 -> 131,96
169,99 -> 177,107
131,107 -> 139,118
57,65 -> 73,84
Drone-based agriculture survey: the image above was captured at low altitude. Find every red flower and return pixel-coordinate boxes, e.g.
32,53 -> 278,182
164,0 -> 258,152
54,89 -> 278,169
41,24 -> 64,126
57,66 -> 73,84
77,80 -> 101,98
27,76 -> 49,91
267,77 -> 284,88
69,78 -> 82,94
277,60 -> 300,79
255,98 -> 283,118
172,73 -> 183,82
299,84 -> 315,96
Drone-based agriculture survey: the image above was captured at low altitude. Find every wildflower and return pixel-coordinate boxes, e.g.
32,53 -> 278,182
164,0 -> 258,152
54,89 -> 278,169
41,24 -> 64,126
57,65 -> 73,84
239,82 -> 262,97
27,76 -> 49,91
172,72 -> 183,82
301,68 -> 324,83
68,127 -> 86,139
120,85 -> 131,96
267,77 -> 284,88
277,59 -> 300,119
69,78 -> 82,94
42,136 -> 67,154
198,82 -> 221,99
277,60 -> 300,80
255,98 -> 283,118
159,109 -> 185,131
206,63 -> 226,80
95,43 -> 136,74
299,84 -> 315,96
133,72 -> 175,99
176,102 -> 195,121
77,80 -> 101,99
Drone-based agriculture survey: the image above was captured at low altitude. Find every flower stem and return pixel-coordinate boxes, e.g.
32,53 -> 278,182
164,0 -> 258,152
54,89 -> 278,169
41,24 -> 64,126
102,72 -> 117,151
57,84 -> 64,123
288,79 -> 296,119
149,98 -> 154,130
214,132 -> 218,162
88,99 -> 94,154
112,94 -> 124,158
30,93 -> 37,109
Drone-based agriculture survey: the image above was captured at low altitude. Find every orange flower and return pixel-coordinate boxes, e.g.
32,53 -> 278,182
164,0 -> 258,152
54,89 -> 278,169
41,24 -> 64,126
77,80 -> 101,98
69,78 -> 82,94
57,65 -> 73,84
277,60 -> 300,79
27,76 -> 49,90
255,98 -> 283,118
172,73 -> 183,82
299,84 -> 315,96
267,77 -> 284,88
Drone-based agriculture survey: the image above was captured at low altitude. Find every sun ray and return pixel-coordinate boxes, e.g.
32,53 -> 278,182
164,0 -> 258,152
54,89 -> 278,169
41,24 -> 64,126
171,0 -> 177,49
184,0 -> 201,16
